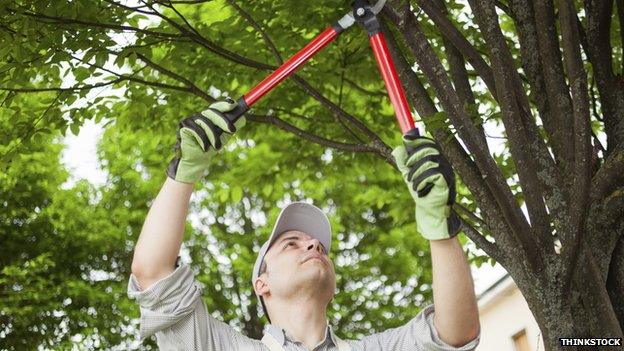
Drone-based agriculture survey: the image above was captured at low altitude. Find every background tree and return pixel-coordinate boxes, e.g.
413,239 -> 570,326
0,98 -> 139,349
1,0 -> 623,350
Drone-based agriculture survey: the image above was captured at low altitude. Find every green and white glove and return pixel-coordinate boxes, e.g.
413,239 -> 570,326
392,129 -> 460,240
166,100 -> 246,184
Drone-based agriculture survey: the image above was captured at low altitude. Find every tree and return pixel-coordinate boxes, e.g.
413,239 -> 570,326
0,132 -> 138,348
1,0 -> 622,350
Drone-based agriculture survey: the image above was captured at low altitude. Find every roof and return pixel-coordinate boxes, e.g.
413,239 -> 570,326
477,273 -> 516,310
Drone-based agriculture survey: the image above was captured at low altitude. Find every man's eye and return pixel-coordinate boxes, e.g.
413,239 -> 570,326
284,242 -> 296,249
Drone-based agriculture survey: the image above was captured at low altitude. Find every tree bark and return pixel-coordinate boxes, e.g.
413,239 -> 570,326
508,246 -> 623,351
607,234 -> 624,330
585,0 -> 624,155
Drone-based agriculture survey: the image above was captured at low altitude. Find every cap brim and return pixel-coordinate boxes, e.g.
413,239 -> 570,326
268,202 -> 332,252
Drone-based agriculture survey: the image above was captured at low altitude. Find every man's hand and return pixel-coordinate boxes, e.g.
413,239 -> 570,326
166,100 -> 246,183
392,129 -> 460,240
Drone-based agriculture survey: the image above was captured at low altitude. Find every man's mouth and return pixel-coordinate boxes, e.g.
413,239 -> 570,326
301,254 -> 325,264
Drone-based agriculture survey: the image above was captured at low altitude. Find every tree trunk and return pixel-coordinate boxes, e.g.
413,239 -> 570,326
607,235 -> 624,330
508,245 -> 624,351
512,274 -> 575,351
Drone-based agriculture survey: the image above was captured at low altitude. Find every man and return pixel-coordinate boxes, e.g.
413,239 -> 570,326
128,101 -> 480,350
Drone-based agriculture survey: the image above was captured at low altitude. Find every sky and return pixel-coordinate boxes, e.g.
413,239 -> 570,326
61,119 -> 108,188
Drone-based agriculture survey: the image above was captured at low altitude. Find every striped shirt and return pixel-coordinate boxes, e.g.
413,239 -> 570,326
128,265 -> 479,350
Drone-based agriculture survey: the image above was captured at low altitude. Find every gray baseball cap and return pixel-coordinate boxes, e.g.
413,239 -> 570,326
251,202 -> 332,320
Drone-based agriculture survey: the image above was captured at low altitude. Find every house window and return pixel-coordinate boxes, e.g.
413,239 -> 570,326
512,329 -> 530,351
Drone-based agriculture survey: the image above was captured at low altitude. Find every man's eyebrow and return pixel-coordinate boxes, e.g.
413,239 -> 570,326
277,235 -> 302,245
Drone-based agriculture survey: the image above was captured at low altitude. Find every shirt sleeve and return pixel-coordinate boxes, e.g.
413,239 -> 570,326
127,264 -> 259,350
357,305 -> 480,351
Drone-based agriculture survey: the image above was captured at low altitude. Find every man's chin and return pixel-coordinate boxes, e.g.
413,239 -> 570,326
302,270 -> 335,289
294,260 -> 335,282
281,274 -> 335,300
301,261 -> 333,277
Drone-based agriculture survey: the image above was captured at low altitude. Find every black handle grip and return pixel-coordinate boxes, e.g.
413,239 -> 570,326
223,97 -> 249,124
403,127 -> 421,155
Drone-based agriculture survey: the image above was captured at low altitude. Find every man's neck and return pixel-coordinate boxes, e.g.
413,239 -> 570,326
269,296 -> 329,350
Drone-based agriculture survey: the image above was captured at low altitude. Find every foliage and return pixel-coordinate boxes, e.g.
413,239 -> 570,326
2,0 -> 624,349
0,1 -> 442,348
0,133 -> 139,349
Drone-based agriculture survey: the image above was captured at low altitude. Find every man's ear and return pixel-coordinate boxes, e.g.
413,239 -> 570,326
254,274 -> 270,297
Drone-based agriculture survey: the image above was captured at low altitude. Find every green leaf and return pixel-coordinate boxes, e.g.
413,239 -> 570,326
231,186 -> 243,203
219,188 -> 229,202
73,67 -> 91,81
69,123 -> 80,136
262,184 -> 272,196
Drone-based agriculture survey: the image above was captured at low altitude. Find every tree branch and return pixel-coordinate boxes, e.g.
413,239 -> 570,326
460,217 -> 506,264
585,0 -> 623,155
289,76 -> 390,152
131,2 -> 275,71
468,0 -> 553,260
532,0 -> 576,173
455,203 -> 490,233
13,8 -> 183,39
67,56 -> 195,97
132,52 -> 212,101
247,114 -> 387,160
431,0 -> 490,151
21,4 -> 265,74
0,94 -> 60,163
506,0 -> 573,240
385,3 -> 536,261
226,0 -> 283,64
381,15 -> 523,254
119,3 -> 390,156
0,78 -> 126,93
160,0 -> 207,41
409,0 -> 499,97
618,0 -> 624,74
102,0 -> 157,16
508,0 -> 555,145
559,0 -> 594,288
343,78 -> 386,98
591,148 -> 624,202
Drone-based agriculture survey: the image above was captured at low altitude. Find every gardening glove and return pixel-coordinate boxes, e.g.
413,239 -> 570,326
166,100 -> 246,184
391,128 -> 460,240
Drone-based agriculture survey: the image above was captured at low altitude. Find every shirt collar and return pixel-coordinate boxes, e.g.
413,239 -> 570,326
326,324 -> 340,347
263,321 -> 337,347
263,324 -> 287,345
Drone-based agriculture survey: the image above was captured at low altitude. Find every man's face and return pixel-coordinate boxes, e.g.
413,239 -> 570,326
257,230 -> 336,303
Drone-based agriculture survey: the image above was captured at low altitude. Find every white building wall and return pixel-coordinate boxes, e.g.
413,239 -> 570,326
477,276 -> 545,351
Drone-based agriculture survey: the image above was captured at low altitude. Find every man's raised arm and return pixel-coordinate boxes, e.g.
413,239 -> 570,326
393,130 -> 480,347
131,178 -> 194,290
131,100 -> 246,290
430,238 -> 479,346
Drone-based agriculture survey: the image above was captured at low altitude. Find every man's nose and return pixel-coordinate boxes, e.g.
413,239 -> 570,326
306,238 -> 323,253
